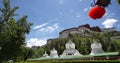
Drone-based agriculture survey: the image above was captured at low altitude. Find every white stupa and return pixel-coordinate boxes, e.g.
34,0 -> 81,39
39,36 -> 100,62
50,48 -> 59,57
42,51 -> 49,58
60,40 -> 82,57
90,40 -> 104,55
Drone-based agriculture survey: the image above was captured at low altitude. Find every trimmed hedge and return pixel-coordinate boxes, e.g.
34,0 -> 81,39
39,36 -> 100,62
19,60 -> 120,63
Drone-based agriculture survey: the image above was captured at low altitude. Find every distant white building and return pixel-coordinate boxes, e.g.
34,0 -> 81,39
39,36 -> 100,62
102,28 -> 116,32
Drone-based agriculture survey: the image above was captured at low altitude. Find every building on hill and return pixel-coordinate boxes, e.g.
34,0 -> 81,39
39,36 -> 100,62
91,26 -> 102,32
47,24 -> 117,43
47,39 -> 53,44
79,24 -> 91,29
59,24 -> 102,38
102,27 -> 116,32
59,28 -> 78,38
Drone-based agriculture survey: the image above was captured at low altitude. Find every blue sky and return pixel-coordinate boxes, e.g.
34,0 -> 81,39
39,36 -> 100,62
0,0 -> 120,47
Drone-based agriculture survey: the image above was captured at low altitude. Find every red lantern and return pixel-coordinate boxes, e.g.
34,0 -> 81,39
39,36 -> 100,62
88,6 -> 106,20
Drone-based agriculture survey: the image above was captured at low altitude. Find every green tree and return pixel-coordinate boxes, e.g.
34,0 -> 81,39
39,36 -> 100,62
13,46 -> 34,62
118,0 -> 120,4
37,47 -> 45,57
0,0 -> 32,62
21,47 -> 34,61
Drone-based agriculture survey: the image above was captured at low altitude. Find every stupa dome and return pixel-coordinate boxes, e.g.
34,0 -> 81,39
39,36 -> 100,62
50,48 -> 58,57
90,40 -> 104,55
65,40 -> 75,49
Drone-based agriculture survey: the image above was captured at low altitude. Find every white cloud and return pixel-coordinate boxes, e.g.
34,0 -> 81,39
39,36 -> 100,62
33,23 -> 48,29
102,19 -> 117,28
75,12 -> 81,18
76,14 -> 80,18
48,18 -> 58,22
79,0 -> 82,2
59,11 -> 62,15
38,23 -> 60,32
33,22 -> 60,33
83,8 -> 88,12
59,0 -> 64,5
26,38 -> 47,47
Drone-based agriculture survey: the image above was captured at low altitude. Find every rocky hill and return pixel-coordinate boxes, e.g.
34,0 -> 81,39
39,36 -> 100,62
47,24 -> 118,44
59,24 -> 116,38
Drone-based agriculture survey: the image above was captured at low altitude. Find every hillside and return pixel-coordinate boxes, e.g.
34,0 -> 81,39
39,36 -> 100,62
47,24 -> 120,44
31,24 -> 120,58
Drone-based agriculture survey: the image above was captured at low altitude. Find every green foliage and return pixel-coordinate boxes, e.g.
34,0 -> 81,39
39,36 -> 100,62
12,46 -> 34,62
0,0 -> 32,62
103,31 -> 120,37
35,31 -> 120,57
118,0 -> 120,4
31,47 -> 45,58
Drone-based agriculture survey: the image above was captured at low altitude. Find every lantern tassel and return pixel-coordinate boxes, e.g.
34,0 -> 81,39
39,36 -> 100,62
90,0 -> 111,7
95,0 -> 111,7
91,0 -> 96,7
